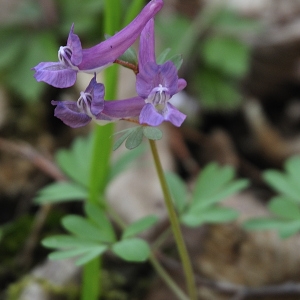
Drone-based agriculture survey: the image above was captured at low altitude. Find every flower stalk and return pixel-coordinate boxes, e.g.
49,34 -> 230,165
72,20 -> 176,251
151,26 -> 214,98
149,139 -> 198,300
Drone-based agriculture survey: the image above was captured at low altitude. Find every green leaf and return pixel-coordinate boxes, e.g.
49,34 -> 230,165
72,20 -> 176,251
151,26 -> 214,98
169,54 -> 183,70
109,145 -> 145,180
34,182 -> 87,204
268,196 -> 300,220
48,245 -> 107,265
143,126 -> 163,140
84,203 -> 116,243
42,235 -> 101,249
157,48 -> 171,64
191,163 -> 248,209
75,246 -> 107,265
118,46 -> 138,65
125,126 -> 144,150
285,156 -> 300,179
113,127 -> 136,151
182,206 -> 238,227
263,170 -> 300,202
62,215 -> 112,243
196,68 -> 242,111
193,163 -> 234,202
165,172 -> 188,214
122,215 -> 158,239
111,238 -> 150,262
202,36 -> 250,77
243,218 -> 300,239
55,134 -> 93,187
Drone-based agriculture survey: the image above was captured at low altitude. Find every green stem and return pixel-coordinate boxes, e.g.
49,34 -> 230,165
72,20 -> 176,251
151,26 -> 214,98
149,139 -> 198,300
149,253 -> 189,300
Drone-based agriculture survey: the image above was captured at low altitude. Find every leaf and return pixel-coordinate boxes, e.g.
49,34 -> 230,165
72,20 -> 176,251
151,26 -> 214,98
143,126 -> 163,140
165,172 -> 188,214
55,134 -> 93,187
113,127 -> 136,151
263,170 -> 300,202
84,203 -> 116,243
122,215 -> 158,239
118,46 -> 138,65
243,218 -> 300,239
48,245 -> 107,265
157,48 -> 171,64
202,36 -> 250,77
196,68 -> 242,111
125,126 -> 144,150
268,196 -> 300,220
74,246 -> 107,265
42,235 -> 101,249
111,238 -> 150,262
182,206 -> 238,227
34,182 -> 87,204
169,54 -> 183,70
193,163 -> 234,202
62,215 -> 112,243
191,163 -> 248,209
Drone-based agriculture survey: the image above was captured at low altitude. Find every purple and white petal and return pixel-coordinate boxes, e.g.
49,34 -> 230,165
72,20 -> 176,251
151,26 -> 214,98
139,103 -> 164,126
33,62 -> 77,88
79,0 -> 163,71
177,78 -> 187,92
66,24 -> 83,65
164,103 -> 186,127
85,76 -> 105,116
138,19 -> 156,73
102,97 -> 145,119
51,100 -> 91,128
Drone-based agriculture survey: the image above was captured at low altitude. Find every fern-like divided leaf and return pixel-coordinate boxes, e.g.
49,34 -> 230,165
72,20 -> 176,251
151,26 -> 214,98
243,156 -> 300,238
181,162 -> 248,227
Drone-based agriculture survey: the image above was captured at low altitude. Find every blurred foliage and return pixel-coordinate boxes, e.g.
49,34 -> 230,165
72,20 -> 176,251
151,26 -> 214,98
157,7 -> 262,111
244,156 -> 300,238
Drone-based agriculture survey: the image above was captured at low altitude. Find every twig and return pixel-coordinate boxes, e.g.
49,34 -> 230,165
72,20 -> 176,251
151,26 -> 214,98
0,137 -> 67,268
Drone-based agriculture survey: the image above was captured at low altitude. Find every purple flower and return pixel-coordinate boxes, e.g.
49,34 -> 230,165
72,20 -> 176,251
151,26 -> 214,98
32,0 -> 164,88
51,76 -> 145,128
136,19 -> 187,127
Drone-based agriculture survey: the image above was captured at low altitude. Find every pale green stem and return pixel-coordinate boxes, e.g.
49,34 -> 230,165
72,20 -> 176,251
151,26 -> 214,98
149,139 -> 198,300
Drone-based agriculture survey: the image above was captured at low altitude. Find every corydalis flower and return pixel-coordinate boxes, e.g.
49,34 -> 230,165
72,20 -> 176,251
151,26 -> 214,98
32,0 -> 164,88
137,19 -> 186,127
51,76 -> 145,128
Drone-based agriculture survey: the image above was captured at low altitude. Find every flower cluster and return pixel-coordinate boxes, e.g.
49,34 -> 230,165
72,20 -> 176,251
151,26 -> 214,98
32,0 -> 187,128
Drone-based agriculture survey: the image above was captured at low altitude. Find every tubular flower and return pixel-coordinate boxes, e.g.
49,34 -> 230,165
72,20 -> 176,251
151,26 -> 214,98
137,18 -> 187,127
32,0 -> 164,88
51,76 -> 145,128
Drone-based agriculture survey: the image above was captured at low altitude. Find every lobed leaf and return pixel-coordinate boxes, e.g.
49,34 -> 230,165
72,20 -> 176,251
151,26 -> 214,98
268,196 -> 300,220
111,238 -> 150,262
34,182 -> 87,204
122,215 -> 158,239
84,203 -> 116,243
165,172 -> 188,214
62,215 -> 112,243
125,126 -> 144,150
143,126 -> 163,140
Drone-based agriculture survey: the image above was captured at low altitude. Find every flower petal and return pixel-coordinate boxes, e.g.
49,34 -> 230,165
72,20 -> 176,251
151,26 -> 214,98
138,19 -> 156,73
84,76 -> 105,116
67,24 -> 83,66
79,0 -> 163,71
33,62 -> 77,88
51,100 -> 91,128
102,97 -> 145,119
139,103 -> 164,126
164,103 -> 186,127
177,78 -> 187,92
